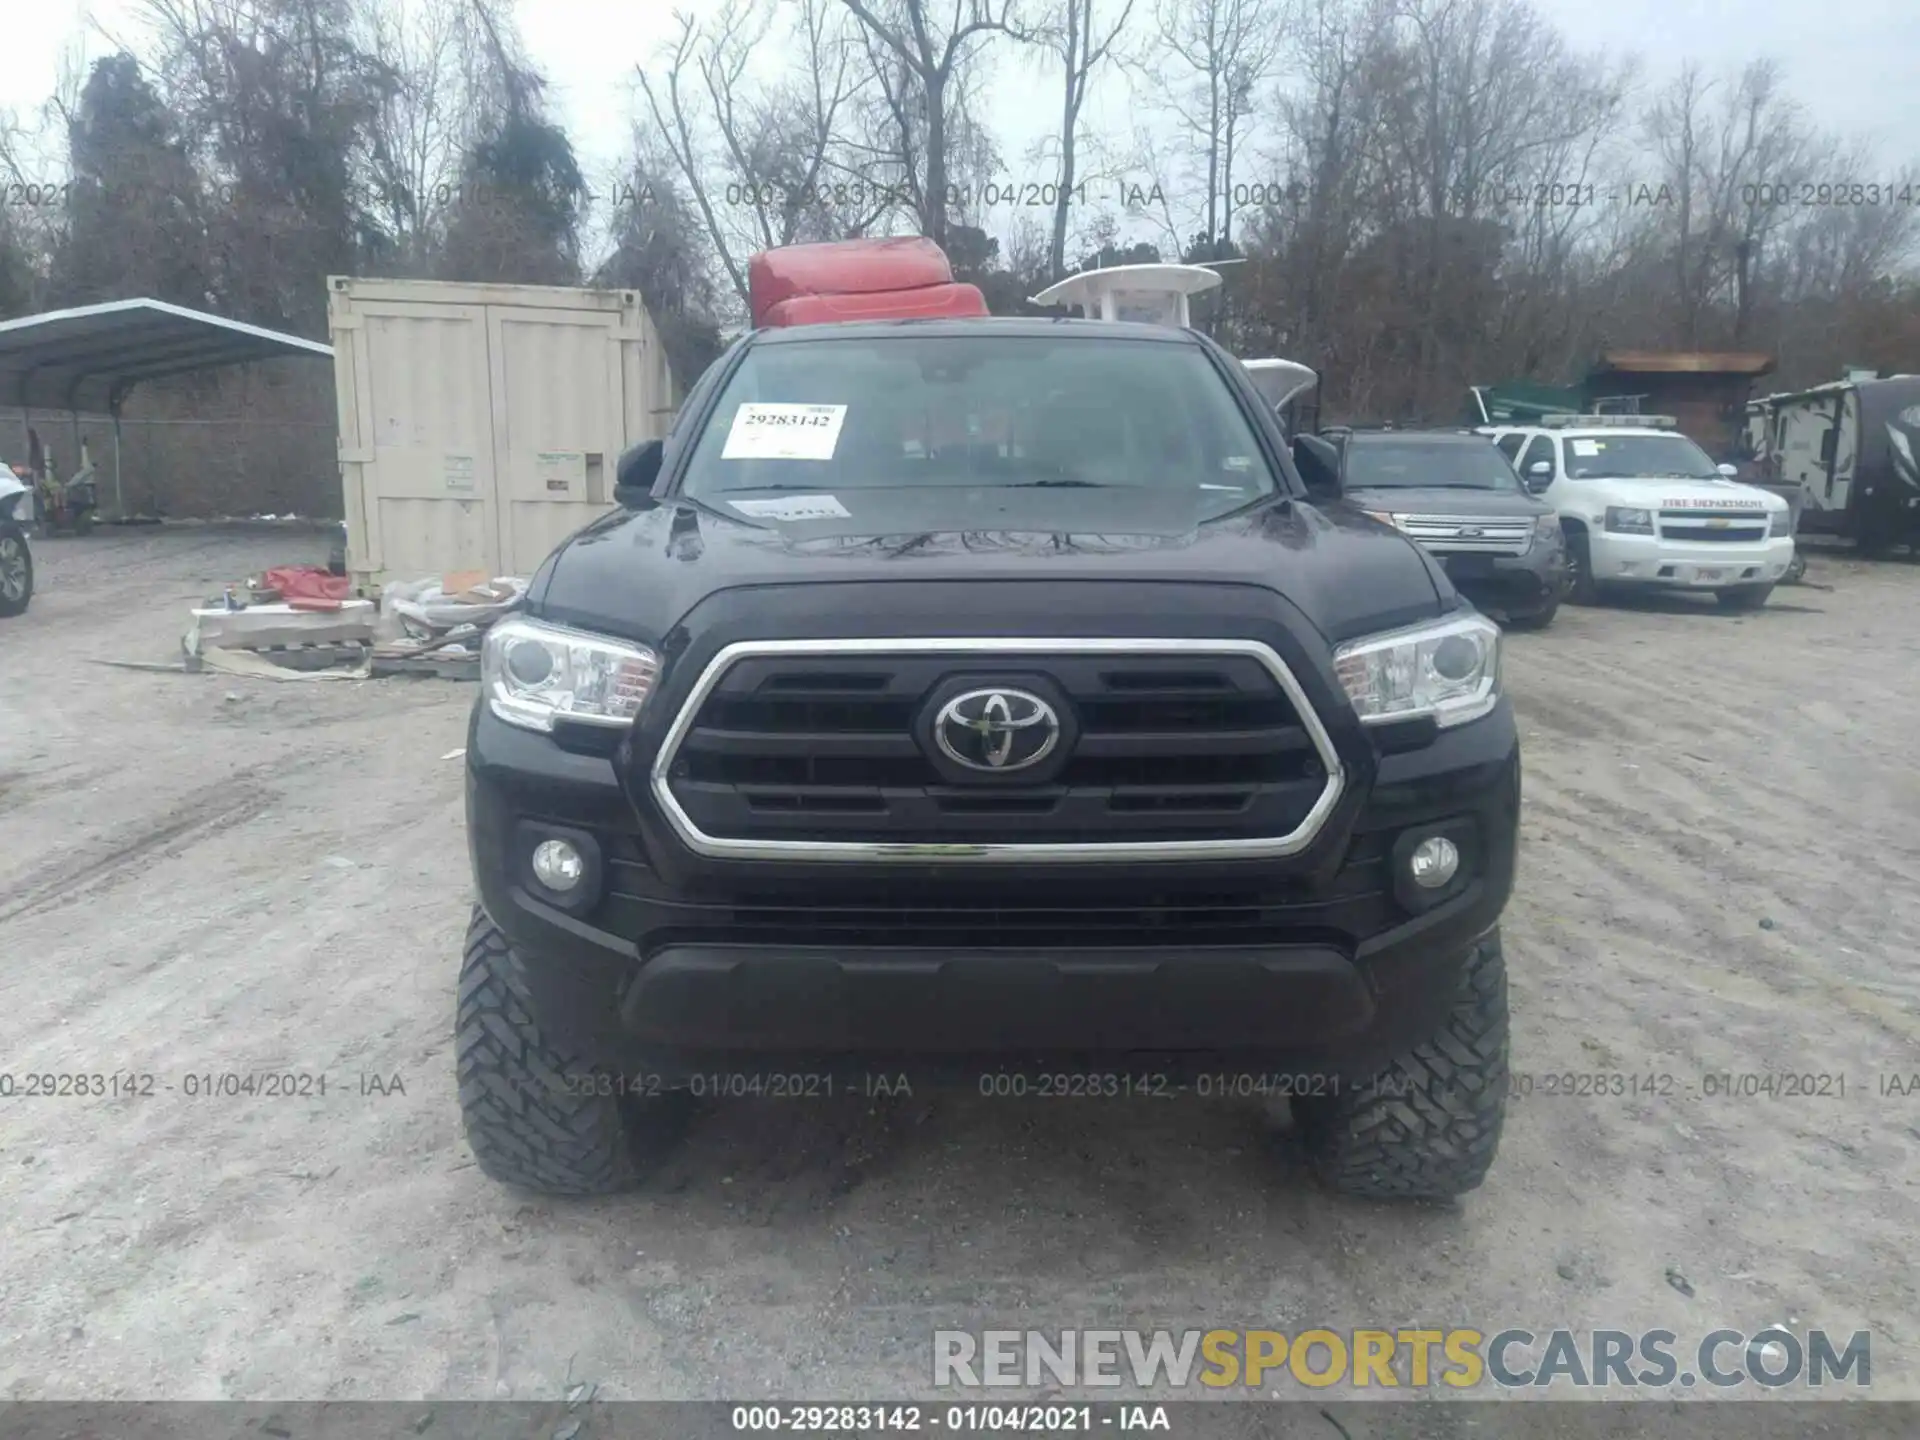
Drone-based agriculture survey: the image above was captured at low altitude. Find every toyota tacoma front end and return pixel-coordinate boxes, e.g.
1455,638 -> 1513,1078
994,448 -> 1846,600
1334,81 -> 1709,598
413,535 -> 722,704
457,317 -> 1520,1202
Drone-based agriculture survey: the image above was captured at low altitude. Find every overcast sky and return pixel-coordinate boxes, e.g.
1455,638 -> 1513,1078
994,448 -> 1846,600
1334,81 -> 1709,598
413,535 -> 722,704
10,0 -> 1918,213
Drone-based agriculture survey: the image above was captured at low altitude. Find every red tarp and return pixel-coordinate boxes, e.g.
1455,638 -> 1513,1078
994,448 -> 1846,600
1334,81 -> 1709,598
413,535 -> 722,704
749,238 -> 953,322
262,565 -> 352,603
761,284 -> 989,327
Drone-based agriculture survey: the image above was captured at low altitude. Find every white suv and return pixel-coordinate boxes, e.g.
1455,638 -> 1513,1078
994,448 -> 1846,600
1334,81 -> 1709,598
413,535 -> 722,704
1478,415 -> 1794,610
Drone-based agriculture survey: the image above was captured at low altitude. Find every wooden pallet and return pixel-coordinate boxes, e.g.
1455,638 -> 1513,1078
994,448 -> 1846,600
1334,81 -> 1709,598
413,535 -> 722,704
252,641 -> 370,672
182,639 -> 370,674
370,649 -> 480,681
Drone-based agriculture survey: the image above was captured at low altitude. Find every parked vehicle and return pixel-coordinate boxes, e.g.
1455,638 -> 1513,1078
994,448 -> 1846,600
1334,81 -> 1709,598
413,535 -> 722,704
0,463 -> 34,616
456,243 -> 1522,1204
1312,427 -> 1567,629
1744,374 -> 1920,555
1477,414 -> 1794,609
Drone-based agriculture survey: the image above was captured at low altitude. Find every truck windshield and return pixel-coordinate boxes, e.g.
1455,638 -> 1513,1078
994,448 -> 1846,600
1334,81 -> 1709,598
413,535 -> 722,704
676,334 -> 1278,517
1344,439 -> 1521,490
1562,434 -> 1722,480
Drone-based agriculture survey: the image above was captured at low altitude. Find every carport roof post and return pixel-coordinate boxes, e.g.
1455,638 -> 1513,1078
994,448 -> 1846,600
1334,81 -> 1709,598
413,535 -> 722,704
0,298 -> 334,520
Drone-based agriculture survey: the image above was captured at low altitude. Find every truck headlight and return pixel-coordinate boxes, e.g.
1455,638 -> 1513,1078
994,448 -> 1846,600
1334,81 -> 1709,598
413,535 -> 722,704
1332,610 -> 1501,729
481,615 -> 661,733
1360,509 -> 1404,531
1605,505 -> 1654,534
1769,509 -> 1793,538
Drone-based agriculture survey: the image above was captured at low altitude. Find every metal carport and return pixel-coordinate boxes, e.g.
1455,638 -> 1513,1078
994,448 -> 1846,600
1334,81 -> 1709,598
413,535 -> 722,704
0,298 -> 333,520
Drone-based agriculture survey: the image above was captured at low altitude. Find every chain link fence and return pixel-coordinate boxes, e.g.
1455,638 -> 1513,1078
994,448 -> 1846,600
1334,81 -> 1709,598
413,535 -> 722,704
1,360 -> 340,519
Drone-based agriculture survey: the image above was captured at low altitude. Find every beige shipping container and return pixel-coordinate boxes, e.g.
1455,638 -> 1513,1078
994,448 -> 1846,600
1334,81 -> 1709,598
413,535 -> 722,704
328,276 -> 675,590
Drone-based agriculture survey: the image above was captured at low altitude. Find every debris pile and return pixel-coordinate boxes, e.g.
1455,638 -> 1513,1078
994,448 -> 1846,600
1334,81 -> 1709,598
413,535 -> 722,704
372,571 -> 527,680
178,564 -> 525,682
185,564 -> 375,675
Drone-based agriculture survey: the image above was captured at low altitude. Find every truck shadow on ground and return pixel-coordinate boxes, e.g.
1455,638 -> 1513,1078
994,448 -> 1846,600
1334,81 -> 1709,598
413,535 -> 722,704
1583,592 -> 1825,618
616,1091 -> 1469,1241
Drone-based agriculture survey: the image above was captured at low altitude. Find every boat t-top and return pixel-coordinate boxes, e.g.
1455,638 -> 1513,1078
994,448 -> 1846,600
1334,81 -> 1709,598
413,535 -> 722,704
1030,262 -> 1319,429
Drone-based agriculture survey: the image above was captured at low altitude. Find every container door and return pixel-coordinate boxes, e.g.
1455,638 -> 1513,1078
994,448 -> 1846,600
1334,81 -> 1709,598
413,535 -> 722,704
337,300 -> 500,583
485,305 -> 627,576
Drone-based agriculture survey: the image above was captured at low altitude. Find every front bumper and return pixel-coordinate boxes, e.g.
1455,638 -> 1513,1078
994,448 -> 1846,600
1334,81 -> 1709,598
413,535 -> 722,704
1586,531 -> 1793,588
1437,542 -> 1567,615
465,693 -> 1522,1081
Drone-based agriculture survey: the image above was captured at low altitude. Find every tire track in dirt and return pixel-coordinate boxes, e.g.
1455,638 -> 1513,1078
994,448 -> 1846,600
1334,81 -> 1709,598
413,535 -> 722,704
0,754 -> 337,925
1521,790 -> 1920,1048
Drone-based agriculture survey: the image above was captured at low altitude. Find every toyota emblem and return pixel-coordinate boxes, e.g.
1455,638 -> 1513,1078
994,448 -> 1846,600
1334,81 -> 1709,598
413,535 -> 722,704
934,688 -> 1061,773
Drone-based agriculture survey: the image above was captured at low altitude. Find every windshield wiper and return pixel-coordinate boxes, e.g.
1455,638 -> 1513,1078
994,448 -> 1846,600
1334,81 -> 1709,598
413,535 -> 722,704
713,484 -> 830,493
1007,479 -> 1110,488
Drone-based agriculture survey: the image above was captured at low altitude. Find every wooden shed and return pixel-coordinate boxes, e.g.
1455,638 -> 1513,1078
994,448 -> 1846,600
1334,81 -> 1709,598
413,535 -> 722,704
1584,352 -> 1777,460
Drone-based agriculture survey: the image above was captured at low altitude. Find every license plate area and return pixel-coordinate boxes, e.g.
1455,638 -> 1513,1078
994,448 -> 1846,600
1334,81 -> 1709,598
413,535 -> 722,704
1694,567 -> 1724,582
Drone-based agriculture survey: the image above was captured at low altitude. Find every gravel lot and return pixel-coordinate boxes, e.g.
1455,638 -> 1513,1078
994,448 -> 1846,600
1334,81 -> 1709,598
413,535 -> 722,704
2,524 -> 1916,1405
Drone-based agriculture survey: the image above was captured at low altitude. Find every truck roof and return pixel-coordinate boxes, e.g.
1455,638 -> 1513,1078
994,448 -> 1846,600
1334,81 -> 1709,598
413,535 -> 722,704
1339,427 -> 1487,442
750,316 -> 1201,345
1481,421 -> 1684,439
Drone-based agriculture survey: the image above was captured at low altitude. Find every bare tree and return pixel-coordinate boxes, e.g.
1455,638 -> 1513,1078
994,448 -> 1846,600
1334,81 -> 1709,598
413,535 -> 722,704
1143,0 -> 1284,249
834,0 -> 1033,248
637,0 -> 875,309
352,0 -> 481,269
1034,0 -> 1137,277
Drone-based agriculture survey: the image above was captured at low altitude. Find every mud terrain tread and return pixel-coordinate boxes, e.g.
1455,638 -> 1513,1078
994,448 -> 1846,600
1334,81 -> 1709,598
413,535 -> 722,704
1300,931 -> 1509,1200
455,907 -> 641,1195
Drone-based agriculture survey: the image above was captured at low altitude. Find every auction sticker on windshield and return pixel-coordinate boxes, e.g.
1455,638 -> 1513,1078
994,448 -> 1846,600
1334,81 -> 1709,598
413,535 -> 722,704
723,403 -> 848,460
728,494 -> 852,521
1570,440 -> 1601,456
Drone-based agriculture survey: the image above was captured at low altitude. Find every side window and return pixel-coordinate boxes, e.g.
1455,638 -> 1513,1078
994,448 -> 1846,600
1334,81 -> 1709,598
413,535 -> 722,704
1518,435 -> 1556,477
1495,433 -> 1524,462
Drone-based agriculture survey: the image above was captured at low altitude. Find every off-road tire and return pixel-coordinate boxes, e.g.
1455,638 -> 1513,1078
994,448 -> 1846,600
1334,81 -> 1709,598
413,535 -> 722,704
1503,599 -> 1557,631
1295,930 -> 1509,1200
456,906 -> 679,1195
1715,583 -> 1773,610
1564,533 -> 1601,605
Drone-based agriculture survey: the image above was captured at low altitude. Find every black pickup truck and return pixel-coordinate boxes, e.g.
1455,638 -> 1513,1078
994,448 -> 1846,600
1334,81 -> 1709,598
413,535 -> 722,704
460,318 -> 1521,1201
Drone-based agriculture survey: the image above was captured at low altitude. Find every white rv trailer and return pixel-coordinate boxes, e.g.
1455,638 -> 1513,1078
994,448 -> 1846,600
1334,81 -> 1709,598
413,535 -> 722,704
1745,373 -> 1920,550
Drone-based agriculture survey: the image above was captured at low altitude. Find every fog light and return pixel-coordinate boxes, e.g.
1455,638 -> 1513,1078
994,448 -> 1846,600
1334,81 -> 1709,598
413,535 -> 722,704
1408,835 -> 1460,889
530,838 -> 585,892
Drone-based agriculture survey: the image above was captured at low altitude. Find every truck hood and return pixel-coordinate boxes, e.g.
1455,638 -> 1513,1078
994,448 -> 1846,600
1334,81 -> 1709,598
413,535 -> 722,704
533,486 -> 1445,647
1342,485 -> 1551,518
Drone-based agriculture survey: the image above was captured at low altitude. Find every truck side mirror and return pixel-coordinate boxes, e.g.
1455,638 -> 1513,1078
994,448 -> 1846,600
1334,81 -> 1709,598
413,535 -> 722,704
1717,462 -> 1739,478
1525,461 -> 1552,493
1292,433 -> 1342,497
615,439 -> 664,506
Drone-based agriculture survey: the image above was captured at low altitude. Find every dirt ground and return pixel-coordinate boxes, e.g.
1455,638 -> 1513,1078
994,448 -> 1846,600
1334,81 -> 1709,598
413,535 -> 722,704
1,523 -> 1916,1405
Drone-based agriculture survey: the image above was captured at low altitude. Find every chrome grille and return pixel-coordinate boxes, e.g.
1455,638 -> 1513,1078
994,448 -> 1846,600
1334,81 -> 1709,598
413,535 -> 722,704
1393,514 -> 1534,557
649,638 -> 1346,862
1658,510 -> 1770,543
